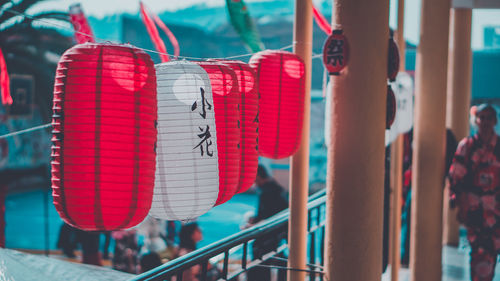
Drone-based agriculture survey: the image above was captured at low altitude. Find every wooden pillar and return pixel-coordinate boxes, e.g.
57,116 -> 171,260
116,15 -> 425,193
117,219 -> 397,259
409,0 -> 451,279
288,0 -> 312,280
324,0 -> 389,280
390,0 -> 406,280
443,8 -> 472,247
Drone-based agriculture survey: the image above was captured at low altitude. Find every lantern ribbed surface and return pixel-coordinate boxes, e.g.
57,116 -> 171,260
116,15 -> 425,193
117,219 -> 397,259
51,43 -> 157,231
150,61 -> 219,220
249,50 -> 305,159
196,62 -> 240,205
219,60 -> 259,193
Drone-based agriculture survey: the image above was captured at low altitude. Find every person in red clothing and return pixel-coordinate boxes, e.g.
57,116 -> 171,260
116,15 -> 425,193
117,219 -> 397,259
449,104 -> 500,281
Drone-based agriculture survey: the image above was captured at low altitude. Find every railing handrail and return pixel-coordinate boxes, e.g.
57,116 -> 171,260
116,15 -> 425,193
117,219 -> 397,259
132,188 -> 327,281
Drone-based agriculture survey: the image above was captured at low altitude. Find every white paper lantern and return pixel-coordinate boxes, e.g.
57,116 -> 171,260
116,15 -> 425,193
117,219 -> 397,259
150,61 -> 219,220
394,72 -> 414,134
385,72 -> 414,146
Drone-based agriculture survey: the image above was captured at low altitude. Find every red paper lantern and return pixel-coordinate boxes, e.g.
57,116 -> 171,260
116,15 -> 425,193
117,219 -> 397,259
249,50 -> 305,159
51,43 -> 157,231
219,60 -> 259,193
388,37 -> 400,82
196,61 -> 240,205
322,29 -> 349,75
387,85 -> 396,129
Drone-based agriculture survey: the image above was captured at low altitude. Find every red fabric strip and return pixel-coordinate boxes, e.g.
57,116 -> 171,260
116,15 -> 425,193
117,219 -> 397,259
140,2 -> 169,62
274,53 -> 283,158
69,4 -> 95,44
94,47 -> 104,229
152,13 -> 180,57
118,49 -> 140,229
0,48 -> 12,106
312,4 -> 332,35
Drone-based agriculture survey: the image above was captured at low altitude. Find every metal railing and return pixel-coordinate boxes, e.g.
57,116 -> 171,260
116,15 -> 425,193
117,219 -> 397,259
132,188 -> 327,281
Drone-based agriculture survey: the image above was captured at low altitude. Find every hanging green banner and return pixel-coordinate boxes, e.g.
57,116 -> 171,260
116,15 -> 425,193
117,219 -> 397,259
225,0 -> 265,52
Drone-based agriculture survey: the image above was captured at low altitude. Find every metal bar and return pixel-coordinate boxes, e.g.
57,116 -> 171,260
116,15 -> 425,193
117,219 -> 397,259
320,226 -> 325,266
242,242 -> 248,270
253,264 -> 324,275
308,209 -> 313,231
133,190 -> 327,281
200,260 -> 208,281
309,232 -> 316,281
223,250 -> 229,279
176,271 -> 183,281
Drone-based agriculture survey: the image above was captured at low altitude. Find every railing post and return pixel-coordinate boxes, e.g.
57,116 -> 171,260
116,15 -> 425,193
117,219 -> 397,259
409,0 -> 451,279
288,0 -> 313,280
390,0 -> 406,280
324,0 -> 390,280
443,7 -> 472,247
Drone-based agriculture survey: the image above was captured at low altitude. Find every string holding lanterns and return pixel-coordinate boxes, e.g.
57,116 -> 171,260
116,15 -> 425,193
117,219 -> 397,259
150,61 -> 219,221
51,43 -> 157,231
249,50 -> 305,159
196,61 -> 241,205
218,60 -> 259,194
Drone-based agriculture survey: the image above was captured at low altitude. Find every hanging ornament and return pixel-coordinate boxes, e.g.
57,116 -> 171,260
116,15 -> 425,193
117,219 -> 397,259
196,61 -> 240,205
249,50 -> 305,159
0,48 -> 12,105
218,60 -> 259,194
52,43 -> 157,231
322,29 -> 349,75
69,3 -> 95,44
150,61 -> 219,220
387,85 -> 397,129
387,36 -> 400,82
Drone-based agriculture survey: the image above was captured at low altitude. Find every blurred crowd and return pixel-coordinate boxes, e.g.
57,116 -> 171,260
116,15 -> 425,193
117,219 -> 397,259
57,217 -> 203,275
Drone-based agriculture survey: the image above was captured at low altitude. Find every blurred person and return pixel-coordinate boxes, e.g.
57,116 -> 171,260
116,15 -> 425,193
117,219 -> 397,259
56,222 -> 78,258
137,215 -> 167,254
112,229 -> 139,274
449,104 -> 500,281
247,165 -> 288,226
177,222 -> 204,281
246,165 -> 288,281
140,251 -> 163,273
75,229 -> 102,266
102,231 -> 111,260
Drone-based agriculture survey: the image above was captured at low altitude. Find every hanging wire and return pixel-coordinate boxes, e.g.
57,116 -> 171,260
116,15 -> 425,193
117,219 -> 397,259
253,264 -> 325,275
0,123 -> 52,140
269,255 -> 324,269
0,7 -> 317,139
2,8 -> 296,61
312,53 -> 322,59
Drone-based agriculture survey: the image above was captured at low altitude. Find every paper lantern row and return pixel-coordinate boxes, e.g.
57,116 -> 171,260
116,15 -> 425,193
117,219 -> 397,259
51,43 -> 305,230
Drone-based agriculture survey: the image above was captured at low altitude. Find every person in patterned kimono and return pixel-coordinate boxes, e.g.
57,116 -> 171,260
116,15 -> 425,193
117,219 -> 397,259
449,103 -> 500,281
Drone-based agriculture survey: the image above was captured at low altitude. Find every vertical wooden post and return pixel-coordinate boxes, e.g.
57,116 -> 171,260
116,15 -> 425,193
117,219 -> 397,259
443,8 -> 472,247
288,0 -> 312,280
409,0 -> 451,279
324,0 -> 390,280
390,1 -> 406,280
